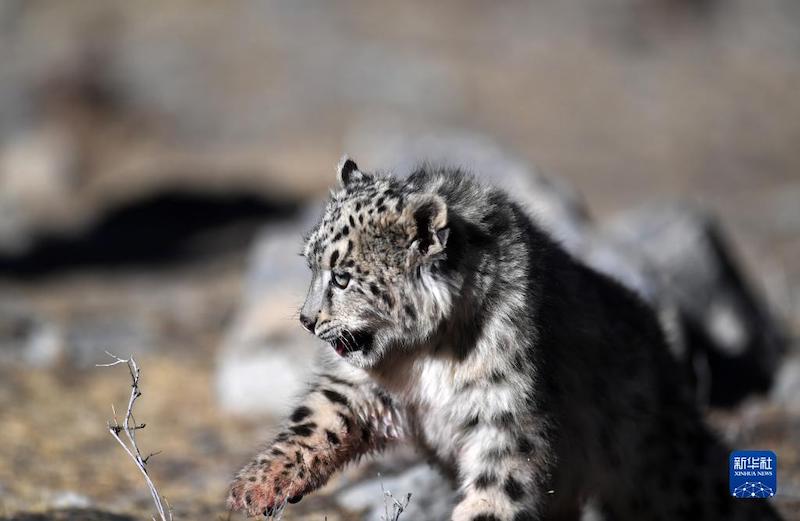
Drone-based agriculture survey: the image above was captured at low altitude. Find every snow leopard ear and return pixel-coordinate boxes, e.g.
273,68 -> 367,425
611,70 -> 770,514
337,155 -> 371,188
402,193 -> 448,265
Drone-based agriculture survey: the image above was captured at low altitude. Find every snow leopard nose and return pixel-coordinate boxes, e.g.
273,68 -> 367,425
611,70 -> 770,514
299,313 -> 317,333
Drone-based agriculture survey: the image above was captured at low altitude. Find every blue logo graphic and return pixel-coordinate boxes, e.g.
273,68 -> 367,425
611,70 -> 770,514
730,451 -> 777,499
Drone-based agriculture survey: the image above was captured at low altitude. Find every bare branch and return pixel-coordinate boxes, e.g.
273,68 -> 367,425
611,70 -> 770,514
96,351 -> 130,367
98,353 -> 173,521
379,474 -> 412,521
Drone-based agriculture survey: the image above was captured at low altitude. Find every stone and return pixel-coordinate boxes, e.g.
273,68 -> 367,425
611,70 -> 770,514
336,463 -> 455,521
0,126 -> 81,255
601,203 -> 789,406
49,492 -> 92,510
771,352 -> 800,412
0,302 -> 63,368
63,313 -> 156,369
215,214 -> 320,417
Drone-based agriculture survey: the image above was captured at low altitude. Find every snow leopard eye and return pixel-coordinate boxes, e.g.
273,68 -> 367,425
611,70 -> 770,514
332,271 -> 350,289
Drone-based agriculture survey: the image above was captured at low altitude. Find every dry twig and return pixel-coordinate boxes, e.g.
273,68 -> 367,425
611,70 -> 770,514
379,474 -> 412,521
98,351 -> 173,521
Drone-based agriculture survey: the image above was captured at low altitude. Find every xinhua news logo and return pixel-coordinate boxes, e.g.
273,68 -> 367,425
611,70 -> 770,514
729,450 -> 777,499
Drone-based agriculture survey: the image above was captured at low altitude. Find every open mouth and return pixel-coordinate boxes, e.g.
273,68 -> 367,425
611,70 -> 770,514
330,331 -> 374,357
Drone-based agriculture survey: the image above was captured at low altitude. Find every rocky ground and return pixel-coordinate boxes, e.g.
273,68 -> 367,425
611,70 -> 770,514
1,1 -> 799,520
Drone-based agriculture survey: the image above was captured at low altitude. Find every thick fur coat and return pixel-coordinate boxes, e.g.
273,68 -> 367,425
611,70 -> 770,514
228,158 -> 781,521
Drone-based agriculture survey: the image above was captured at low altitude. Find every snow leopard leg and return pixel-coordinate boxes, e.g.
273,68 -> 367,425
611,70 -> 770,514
451,411 -> 552,521
227,372 -> 402,517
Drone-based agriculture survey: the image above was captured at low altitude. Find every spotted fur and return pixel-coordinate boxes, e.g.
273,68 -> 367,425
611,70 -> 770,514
228,157 -> 782,520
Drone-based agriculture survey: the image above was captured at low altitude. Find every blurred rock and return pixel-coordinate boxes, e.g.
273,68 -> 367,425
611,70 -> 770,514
216,329 -> 313,417
0,300 -> 162,369
0,23 -> 321,260
0,126 -> 80,254
336,463 -> 455,521
0,303 -> 62,368
215,218 -> 318,416
63,313 -> 156,368
48,492 -> 91,510
602,204 -> 789,406
771,352 -> 800,412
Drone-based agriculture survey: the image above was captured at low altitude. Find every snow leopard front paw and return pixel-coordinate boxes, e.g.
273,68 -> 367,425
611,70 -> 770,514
227,451 -> 309,517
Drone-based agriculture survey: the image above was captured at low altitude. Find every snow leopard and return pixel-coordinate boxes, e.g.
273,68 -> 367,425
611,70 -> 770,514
227,156 -> 782,520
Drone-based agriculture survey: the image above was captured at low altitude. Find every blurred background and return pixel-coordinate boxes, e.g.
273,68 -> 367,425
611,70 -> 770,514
0,1 -> 798,519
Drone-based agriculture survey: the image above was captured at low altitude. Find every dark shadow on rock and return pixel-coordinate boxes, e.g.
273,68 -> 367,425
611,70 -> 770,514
0,189 -> 300,278
677,221 -> 789,407
1,509 -> 134,521
605,204 -> 789,408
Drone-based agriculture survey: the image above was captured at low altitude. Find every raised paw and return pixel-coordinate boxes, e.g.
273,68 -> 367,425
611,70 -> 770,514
227,451 -> 309,517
